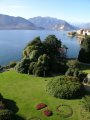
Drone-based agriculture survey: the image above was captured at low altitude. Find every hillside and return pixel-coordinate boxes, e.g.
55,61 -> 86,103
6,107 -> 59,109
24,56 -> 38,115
29,16 -> 77,30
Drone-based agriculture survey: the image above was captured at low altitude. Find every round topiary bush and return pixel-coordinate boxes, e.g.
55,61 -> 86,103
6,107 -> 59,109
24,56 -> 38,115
0,109 -> 15,120
46,76 -> 85,99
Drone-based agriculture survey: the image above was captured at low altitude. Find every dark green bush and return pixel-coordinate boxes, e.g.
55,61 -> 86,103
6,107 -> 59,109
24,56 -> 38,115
29,62 -> 36,74
0,101 -> 5,109
15,58 -> 30,74
82,96 -> 90,112
0,109 -> 15,120
46,76 -> 85,99
78,71 -> 87,82
0,94 -> 3,101
65,68 -> 73,76
9,62 -> 17,68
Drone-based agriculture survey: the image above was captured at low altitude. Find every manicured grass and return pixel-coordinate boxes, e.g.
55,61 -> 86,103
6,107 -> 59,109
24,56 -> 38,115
0,70 -> 87,120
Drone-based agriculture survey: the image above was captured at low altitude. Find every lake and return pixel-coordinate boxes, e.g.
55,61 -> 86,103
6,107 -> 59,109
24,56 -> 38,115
0,30 -> 80,65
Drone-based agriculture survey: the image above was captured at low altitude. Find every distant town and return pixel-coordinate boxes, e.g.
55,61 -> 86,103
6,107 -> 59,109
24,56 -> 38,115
68,29 -> 90,39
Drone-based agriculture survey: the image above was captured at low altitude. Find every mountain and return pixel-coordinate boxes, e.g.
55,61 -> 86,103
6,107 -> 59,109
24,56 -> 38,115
71,22 -> 90,29
0,14 -> 37,29
29,16 -> 77,30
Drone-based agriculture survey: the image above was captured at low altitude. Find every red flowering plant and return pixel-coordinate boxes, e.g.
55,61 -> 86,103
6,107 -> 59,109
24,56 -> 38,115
43,109 -> 52,116
36,103 -> 47,110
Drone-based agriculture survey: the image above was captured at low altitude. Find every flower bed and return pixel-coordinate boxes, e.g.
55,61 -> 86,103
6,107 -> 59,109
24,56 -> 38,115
36,103 -> 47,110
43,109 -> 52,116
56,104 -> 73,118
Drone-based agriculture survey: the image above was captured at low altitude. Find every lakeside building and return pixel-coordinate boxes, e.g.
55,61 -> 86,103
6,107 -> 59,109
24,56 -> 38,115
77,29 -> 90,36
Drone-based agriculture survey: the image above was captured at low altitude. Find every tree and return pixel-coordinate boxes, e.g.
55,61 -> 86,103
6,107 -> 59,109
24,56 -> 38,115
66,60 -> 79,69
33,54 -> 50,76
78,36 -> 90,63
15,58 -> 30,74
15,35 -> 68,76
65,60 -> 80,77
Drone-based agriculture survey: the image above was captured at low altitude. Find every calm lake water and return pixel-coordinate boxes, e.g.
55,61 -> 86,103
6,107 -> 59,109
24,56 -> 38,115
0,30 -> 80,65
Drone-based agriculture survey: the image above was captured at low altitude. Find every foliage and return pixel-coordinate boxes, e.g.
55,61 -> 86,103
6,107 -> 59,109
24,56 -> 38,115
65,60 -> 79,77
46,76 -> 85,99
43,109 -> 52,116
0,94 -> 3,101
33,54 -> 50,76
16,35 -> 67,76
0,109 -> 15,120
29,62 -> 36,74
29,50 -> 40,62
78,71 -> 87,82
0,66 -> 3,71
15,58 -> 30,74
66,60 -> 79,69
0,101 -> 5,110
65,60 -> 87,82
82,95 -> 90,112
9,62 -> 17,68
78,36 -> 90,63
36,103 -> 47,110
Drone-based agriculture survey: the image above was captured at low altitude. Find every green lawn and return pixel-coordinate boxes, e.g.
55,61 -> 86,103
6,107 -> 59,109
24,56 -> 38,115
0,70 -> 88,120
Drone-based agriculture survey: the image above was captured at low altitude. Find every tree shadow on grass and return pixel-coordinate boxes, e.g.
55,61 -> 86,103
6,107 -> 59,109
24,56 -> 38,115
3,98 -> 19,113
15,115 -> 26,120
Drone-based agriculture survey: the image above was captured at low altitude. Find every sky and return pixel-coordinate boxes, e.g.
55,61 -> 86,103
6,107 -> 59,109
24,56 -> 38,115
0,0 -> 90,22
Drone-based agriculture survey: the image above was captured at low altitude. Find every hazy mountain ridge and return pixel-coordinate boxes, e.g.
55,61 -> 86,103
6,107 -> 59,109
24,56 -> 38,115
29,16 -> 77,30
0,14 -> 78,30
0,14 -> 36,29
71,22 -> 90,29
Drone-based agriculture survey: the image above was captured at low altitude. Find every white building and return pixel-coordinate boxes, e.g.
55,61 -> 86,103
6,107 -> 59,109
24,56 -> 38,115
77,29 -> 90,36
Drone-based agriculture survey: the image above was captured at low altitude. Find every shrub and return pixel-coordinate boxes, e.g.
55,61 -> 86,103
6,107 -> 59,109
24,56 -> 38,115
46,76 -> 85,99
65,68 -> 73,76
0,109 -> 15,120
78,71 -> 87,82
43,109 -> 52,116
36,103 -> 47,110
0,101 -> 5,109
29,62 -> 36,74
29,50 -> 40,62
15,58 -> 30,74
9,62 -> 17,68
67,60 -> 79,69
0,94 -> 3,101
82,96 -> 90,112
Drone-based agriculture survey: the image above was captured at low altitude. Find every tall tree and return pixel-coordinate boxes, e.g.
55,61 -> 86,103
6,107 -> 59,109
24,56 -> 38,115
78,36 -> 90,63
